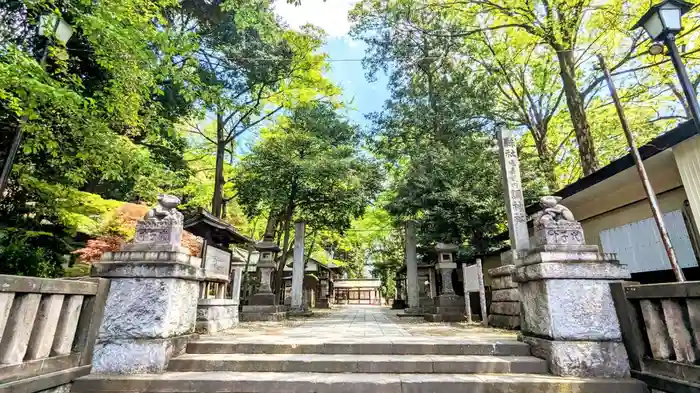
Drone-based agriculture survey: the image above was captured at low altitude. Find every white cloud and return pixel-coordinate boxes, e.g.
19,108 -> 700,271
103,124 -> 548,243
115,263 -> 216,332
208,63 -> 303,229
274,0 -> 358,38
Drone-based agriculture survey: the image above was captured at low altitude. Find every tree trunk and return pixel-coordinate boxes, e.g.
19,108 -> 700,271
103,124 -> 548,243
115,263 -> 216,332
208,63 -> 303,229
240,218 -> 261,305
556,49 -> 599,176
274,201 -> 294,301
273,178 -> 298,300
212,113 -> 226,218
240,245 -> 254,305
304,229 -> 318,267
531,125 -> 559,191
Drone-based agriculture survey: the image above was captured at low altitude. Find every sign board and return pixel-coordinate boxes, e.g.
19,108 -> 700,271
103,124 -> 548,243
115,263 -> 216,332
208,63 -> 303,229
462,260 -> 488,326
203,245 -> 231,282
463,264 -> 480,292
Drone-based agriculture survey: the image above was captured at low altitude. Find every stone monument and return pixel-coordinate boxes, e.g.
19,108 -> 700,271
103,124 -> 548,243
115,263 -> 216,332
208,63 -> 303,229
489,130 -> 528,329
289,222 -> 308,315
425,243 -> 466,322
195,244 -> 238,334
417,262 -> 434,313
391,272 -> 407,310
91,194 -> 201,373
316,269 -> 331,309
515,196 -> 631,377
240,236 -> 287,321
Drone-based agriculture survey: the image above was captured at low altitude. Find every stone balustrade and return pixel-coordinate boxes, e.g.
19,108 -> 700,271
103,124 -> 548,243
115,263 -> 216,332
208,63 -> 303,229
0,275 -> 109,393
611,281 -> 700,392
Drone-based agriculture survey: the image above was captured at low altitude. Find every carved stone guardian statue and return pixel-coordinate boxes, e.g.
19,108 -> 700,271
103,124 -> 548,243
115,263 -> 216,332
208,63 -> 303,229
532,196 -> 585,247
128,194 -> 184,251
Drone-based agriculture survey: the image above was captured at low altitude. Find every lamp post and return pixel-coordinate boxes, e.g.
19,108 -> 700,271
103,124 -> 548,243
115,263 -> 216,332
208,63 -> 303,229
633,0 -> 700,132
0,15 -> 73,197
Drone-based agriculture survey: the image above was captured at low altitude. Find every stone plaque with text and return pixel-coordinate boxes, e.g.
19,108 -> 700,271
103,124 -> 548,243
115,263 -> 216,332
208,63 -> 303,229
204,245 -> 231,282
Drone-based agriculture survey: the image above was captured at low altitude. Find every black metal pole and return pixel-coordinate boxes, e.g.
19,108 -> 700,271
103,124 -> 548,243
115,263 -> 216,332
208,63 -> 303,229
665,33 -> 700,133
0,120 -> 25,196
0,19 -> 55,197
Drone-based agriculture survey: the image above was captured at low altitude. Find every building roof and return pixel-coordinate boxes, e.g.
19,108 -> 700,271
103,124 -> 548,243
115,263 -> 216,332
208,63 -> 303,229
526,121 -> 697,215
184,208 -> 253,246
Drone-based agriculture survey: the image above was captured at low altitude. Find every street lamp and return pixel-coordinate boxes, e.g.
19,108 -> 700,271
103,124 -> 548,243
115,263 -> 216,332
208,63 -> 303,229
39,15 -> 74,44
633,0 -> 700,132
0,15 -> 73,197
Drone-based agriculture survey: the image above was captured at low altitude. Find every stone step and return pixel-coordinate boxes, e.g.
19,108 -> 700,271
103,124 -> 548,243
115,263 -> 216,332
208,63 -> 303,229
187,340 -> 532,356
167,353 -> 548,374
73,372 -> 648,393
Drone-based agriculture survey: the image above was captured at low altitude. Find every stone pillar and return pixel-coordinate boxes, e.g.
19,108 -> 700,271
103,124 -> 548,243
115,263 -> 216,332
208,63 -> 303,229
404,221 -> 420,313
91,195 -> 200,374
493,130 -> 529,328
497,130 -> 530,257
438,264 -> 455,295
425,243 -> 465,322
515,198 -> 631,378
241,238 -> 286,321
230,255 -> 245,306
290,222 -> 305,312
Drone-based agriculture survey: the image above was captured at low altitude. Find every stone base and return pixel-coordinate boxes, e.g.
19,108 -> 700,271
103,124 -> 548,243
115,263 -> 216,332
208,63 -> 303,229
288,310 -> 313,318
391,299 -> 406,309
522,335 -> 630,378
489,314 -> 520,329
37,383 -> 72,393
316,298 -> 330,309
424,295 -> 466,322
92,334 -> 195,374
434,294 -> 464,307
196,299 -> 239,334
240,305 -> 287,321
490,301 -> 520,316
398,308 -> 425,317
249,292 -> 277,306
491,288 -> 519,302
424,313 -> 465,322
419,296 -> 433,311
517,271 -> 628,340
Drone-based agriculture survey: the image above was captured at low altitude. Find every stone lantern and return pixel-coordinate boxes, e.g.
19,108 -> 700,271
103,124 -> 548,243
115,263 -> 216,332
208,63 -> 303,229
250,239 -> 280,305
240,237 -> 287,321
425,243 -> 465,322
435,243 -> 459,295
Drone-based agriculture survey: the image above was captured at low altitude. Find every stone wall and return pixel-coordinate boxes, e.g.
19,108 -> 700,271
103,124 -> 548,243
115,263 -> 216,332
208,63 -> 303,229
488,265 -> 520,329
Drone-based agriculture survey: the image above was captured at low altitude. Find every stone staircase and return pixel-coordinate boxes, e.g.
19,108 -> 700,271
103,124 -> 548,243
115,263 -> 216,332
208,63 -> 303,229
73,338 -> 648,393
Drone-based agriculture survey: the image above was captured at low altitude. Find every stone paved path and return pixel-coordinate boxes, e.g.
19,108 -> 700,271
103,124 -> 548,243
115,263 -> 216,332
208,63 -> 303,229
209,305 -> 518,343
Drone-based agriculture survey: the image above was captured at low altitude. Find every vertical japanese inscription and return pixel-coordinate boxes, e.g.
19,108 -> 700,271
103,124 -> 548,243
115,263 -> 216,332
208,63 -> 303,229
497,130 -> 530,251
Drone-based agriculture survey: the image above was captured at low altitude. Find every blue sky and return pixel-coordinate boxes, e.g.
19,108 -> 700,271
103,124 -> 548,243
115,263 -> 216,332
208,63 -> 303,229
274,0 -> 390,128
